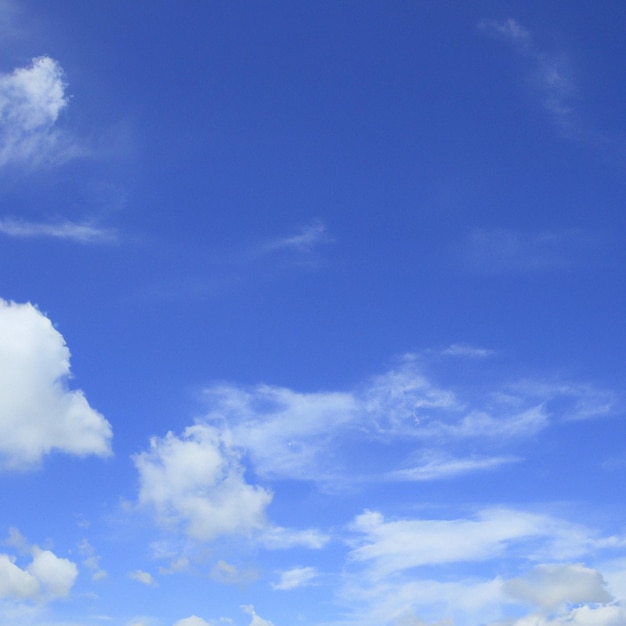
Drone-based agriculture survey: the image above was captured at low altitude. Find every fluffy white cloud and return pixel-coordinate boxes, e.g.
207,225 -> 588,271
0,56 -> 76,167
504,563 -> 612,609
129,570 -> 157,586
0,299 -> 112,470
134,424 -> 272,541
0,540 -> 78,602
272,566 -> 317,590
0,554 -> 38,599
241,605 -> 273,626
26,548 -> 77,598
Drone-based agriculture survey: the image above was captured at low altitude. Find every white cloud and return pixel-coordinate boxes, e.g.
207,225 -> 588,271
204,383 -> 357,481
241,605 -> 274,626
271,566 -> 317,590
263,221 -> 330,253
0,298 -> 112,470
77,539 -> 106,581
0,218 -> 117,243
196,355 -> 616,486
210,560 -> 257,585
0,539 -> 78,603
441,343 -> 494,358
26,547 -> 77,599
0,554 -> 39,599
134,424 -> 272,541
388,454 -> 520,481
129,570 -> 157,586
258,526 -> 330,550
503,563 -> 612,609
0,56 -> 78,167
173,617 -> 212,626
479,19 -> 577,134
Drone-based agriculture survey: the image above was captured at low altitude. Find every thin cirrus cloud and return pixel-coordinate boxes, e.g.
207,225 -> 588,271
388,454 -> 520,482
479,18 -> 578,135
271,566 -> 318,591
457,228 -> 601,274
0,217 -> 118,243
262,220 -> 330,254
193,354 -> 614,485
0,298 -> 112,470
0,56 -> 80,168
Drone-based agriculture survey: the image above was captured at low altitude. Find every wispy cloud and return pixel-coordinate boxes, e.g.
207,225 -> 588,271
479,18 -> 577,135
263,220 -> 330,253
388,454 -> 520,482
0,218 -> 117,243
457,228 -> 600,274
0,56 -> 82,168
441,344 -> 494,359
271,566 -> 318,591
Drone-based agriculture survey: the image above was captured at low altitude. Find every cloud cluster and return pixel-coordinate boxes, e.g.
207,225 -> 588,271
338,508 -> 625,626
192,354 -> 614,487
0,56 -> 74,167
0,298 -> 112,470
0,532 -> 78,602
134,424 -> 272,541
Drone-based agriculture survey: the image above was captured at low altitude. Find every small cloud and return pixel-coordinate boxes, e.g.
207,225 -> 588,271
0,218 -> 118,243
263,220 -> 330,253
241,605 -> 274,626
388,454 -> 520,482
78,539 -> 107,581
173,617 -> 212,626
210,560 -> 257,585
271,566 -> 318,591
259,526 -> 330,550
441,344 -> 494,359
128,570 -> 157,586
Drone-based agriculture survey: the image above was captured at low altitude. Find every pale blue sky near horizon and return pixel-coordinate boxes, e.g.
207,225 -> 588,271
1,2 -> 626,625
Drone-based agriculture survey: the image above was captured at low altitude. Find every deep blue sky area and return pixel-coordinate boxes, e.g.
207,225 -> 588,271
1,2 -> 626,626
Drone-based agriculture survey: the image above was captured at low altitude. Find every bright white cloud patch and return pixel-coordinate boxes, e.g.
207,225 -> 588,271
0,56 -> 73,167
129,570 -> 157,586
0,298 -> 112,470
241,605 -> 274,626
0,538 -> 78,602
134,424 -> 272,541
272,566 -> 318,590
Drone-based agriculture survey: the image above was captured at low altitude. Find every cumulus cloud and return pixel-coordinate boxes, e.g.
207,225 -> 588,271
241,605 -> 274,626
129,570 -> 157,586
0,536 -> 78,602
0,56 -> 78,167
0,218 -> 117,243
0,298 -> 112,470
134,424 -> 272,541
503,563 -> 612,609
271,566 -> 317,590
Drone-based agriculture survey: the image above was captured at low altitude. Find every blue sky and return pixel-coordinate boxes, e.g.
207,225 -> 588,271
1,1 -> 626,625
